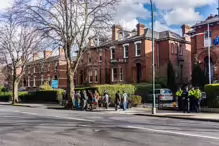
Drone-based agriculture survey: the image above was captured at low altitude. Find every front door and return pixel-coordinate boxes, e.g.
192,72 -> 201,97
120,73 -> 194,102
136,63 -> 142,83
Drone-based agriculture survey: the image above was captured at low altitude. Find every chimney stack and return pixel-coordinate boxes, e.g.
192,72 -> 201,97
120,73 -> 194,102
112,24 -> 122,41
136,23 -> 145,36
43,50 -> 52,59
33,53 -> 39,61
181,24 -> 192,41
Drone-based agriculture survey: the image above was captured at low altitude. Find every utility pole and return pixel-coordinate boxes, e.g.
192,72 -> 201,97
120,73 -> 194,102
207,23 -> 211,84
150,0 -> 156,114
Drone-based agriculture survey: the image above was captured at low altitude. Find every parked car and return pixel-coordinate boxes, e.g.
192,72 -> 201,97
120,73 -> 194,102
146,88 -> 174,108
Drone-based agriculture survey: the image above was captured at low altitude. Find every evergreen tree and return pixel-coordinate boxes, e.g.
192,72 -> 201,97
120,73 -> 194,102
167,61 -> 176,92
192,63 -> 208,89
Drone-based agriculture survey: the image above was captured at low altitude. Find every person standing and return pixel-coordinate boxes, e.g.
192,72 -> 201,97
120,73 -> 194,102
176,87 -> 183,111
88,90 -> 93,111
189,87 -> 195,112
104,90 -> 109,109
122,91 -> 128,111
182,86 -> 189,113
115,91 -> 121,111
194,87 -> 202,113
81,90 -> 88,110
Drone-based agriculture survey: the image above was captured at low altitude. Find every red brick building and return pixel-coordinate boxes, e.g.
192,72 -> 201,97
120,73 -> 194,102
76,24 -> 192,85
188,14 -> 219,82
22,48 -> 75,90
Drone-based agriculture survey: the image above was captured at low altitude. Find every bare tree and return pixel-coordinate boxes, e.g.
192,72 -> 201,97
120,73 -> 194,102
0,1 -> 48,104
24,0 -> 119,107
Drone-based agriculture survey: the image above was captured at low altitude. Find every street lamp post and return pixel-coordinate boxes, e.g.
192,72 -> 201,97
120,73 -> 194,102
150,0 -> 156,114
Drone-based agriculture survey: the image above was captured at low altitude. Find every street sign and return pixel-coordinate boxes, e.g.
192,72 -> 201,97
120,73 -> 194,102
51,80 -> 59,89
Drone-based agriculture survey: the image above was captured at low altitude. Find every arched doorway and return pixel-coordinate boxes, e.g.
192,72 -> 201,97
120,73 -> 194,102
136,63 -> 142,83
204,56 -> 214,82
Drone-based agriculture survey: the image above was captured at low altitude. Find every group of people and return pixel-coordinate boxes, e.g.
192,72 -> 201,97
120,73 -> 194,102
176,86 -> 202,113
63,90 -> 110,110
62,90 -> 130,111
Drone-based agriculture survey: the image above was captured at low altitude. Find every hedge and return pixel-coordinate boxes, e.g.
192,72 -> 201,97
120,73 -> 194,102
205,84 -> 219,108
0,92 -> 28,102
75,83 -> 161,103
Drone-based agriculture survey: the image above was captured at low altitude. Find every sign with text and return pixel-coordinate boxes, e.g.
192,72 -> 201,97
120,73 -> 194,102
51,80 -> 59,89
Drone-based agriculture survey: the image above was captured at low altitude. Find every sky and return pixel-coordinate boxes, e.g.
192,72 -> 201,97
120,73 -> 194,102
0,0 -> 218,36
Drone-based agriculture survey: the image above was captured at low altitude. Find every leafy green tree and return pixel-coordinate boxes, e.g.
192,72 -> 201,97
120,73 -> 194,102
167,61 -> 176,92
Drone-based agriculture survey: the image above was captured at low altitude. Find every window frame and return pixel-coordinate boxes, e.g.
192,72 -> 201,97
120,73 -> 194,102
179,45 -> 183,56
123,43 -> 129,58
171,43 -> 174,54
134,41 -> 141,57
112,68 -> 117,82
95,70 -> 98,83
120,68 -> 123,81
110,46 -> 116,59
89,70 -> 93,83
41,74 -> 44,85
28,76 -> 30,87
33,76 -> 36,87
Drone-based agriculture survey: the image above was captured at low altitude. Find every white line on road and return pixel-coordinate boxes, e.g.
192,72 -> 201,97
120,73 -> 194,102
127,126 -> 219,140
0,109 -> 94,122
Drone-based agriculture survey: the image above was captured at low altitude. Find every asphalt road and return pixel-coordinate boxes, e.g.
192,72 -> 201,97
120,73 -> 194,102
0,105 -> 219,146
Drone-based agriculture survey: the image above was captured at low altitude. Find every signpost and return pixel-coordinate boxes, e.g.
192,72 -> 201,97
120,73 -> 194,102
51,80 -> 59,89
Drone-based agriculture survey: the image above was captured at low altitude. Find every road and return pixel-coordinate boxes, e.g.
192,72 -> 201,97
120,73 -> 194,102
0,105 -> 219,146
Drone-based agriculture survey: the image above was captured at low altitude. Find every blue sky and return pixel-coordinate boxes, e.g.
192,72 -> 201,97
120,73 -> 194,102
1,0 -> 218,36
114,0 -> 218,35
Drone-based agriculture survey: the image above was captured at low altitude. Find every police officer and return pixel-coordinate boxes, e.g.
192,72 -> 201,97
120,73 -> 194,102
176,87 -> 183,111
189,87 -> 196,112
194,87 -> 202,113
182,86 -> 189,113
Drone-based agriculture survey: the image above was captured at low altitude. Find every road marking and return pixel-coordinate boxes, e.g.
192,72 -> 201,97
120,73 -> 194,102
127,126 -> 219,140
0,109 -> 94,122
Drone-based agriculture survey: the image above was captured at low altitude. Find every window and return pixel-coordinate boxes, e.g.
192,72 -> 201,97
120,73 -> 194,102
55,62 -> 58,72
95,70 -> 98,82
120,68 -> 123,81
28,76 -> 30,87
33,76 -> 36,87
179,45 -> 183,56
33,67 -> 35,73
47,64 -> 50,71
28,67 -> 30,74
111,47 -> 116,59
123,44 -> 129,58
99,52 -> 102,62
112,68 -> 117,81
89,71 -> 93,83
204,30 -> 212,47
47,74 -> 50,85
175,45 -> 178,55
41,75 -> 44,85
41,64 -> 44,72
88,53 -> 92,63
135,41 -> 141,56
171,43 -> 174,54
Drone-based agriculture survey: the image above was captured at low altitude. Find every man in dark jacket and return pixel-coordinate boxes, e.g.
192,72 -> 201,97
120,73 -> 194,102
115,91 -> 121,111
182,86 -> 190,113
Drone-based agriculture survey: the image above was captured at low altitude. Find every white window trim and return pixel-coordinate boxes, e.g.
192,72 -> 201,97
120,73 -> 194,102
112,68 -> 117,82
33,67 -> 35,73
171,44 -> 174,54
95,70 -> 98,83
41,75 -> 44,85
110,46 -> 115,59
123,43 -> 129,58
48,64 -> 50,71
134,41 -> 142,57
89,71 -> 93,83
33,76 -> 36,87
28,76 -> 30,87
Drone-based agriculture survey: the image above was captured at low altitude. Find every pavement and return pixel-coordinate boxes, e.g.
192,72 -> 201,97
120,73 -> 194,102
0,104 -> 219,145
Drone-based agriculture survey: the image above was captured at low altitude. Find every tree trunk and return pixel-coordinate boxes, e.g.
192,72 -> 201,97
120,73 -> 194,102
12,80 -> 19,104
65,58 -> 75,109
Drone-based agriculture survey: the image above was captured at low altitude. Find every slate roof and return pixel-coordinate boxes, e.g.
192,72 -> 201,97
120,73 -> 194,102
192,15 -> 219,28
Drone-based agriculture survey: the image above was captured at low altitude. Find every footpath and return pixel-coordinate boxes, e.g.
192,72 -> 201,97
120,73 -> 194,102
1,102 -> 219,123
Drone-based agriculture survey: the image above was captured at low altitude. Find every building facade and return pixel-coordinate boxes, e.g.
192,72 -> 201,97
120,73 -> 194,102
22,49 -> 70,91
188,14 -> 219,82
76,24 -> 192,86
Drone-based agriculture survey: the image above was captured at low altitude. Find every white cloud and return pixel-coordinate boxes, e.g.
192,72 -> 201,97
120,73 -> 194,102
114,0 -> 149,30
0,0 -> 13,10
164,8 -> 202,25
154,21 -> 181,35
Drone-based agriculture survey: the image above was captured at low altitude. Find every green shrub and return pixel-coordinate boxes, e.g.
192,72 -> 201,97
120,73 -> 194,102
205,84 -> 219,108
130,95 -> 142,106
0,92 -> 28,102
39,82 -> 53,91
